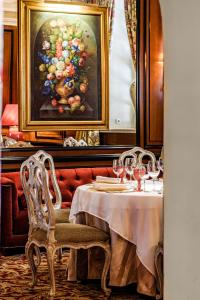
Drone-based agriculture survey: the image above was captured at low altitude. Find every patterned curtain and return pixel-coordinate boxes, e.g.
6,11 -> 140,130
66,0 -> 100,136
68,0 -> 115,145
124,0 -> 137,69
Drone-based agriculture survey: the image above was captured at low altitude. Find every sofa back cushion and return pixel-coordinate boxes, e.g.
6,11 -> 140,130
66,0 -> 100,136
2,167 -> 114,210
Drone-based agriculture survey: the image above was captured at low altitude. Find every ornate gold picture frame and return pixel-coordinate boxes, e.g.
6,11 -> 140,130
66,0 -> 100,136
19,0 -> 109,131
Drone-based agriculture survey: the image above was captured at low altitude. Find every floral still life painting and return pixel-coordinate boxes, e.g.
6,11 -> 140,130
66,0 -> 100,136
19,1 -> 109,130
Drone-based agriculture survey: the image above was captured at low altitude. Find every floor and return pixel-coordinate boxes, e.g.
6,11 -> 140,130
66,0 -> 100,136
0,250 -> 156,300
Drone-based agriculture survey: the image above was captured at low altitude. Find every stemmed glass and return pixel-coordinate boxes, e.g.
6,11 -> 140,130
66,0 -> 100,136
133,164 -> 146,191
147,161 -> 160,191
124,157 -> 135,184
138,164 -> 149,191
112,159 -> 124,180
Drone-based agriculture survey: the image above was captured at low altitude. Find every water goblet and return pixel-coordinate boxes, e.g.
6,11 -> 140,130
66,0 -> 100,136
138,164 -> 149,191
133,164 -> 145,191
147,161 -> 160,191
112,159 -> 124,180
124,157 -> 135,184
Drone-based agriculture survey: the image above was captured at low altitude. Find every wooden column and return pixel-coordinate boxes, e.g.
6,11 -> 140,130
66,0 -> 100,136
3,26 -> 18,110
137,0 -> 164,153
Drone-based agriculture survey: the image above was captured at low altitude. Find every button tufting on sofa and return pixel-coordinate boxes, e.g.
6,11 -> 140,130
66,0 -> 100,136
69,185 -> 75,192
0,166 -> 114,253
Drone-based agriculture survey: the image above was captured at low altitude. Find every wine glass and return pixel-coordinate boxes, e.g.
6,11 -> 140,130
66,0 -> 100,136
138,164 -> 149,191
134,165 -> 144,191
124,157 -> 135,184
147,161 -> 160,191
112,159 -> 124,180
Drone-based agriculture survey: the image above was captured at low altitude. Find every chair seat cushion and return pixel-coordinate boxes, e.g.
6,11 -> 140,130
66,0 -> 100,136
32,223 -> 109,243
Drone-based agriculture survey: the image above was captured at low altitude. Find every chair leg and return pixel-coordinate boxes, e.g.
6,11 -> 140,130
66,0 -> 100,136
46,245 -> 56,297
34,246 -> 41,267
101,244 -> 111,296
25,242 -> 38,287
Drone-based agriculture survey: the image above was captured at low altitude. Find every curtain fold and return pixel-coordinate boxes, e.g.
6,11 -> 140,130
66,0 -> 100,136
124,0 -> 137,69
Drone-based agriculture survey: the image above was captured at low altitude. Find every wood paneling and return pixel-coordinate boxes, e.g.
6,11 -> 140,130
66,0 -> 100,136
100,131 -> 136,146
137,0 -> 164,152
3,26 -> 18,111
148,0 -> 164,144
1,146 -> 133,172
3,30 -> 12,108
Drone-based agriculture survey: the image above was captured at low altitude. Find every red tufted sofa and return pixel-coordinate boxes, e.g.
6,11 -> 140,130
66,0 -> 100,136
0,167 -> 114,254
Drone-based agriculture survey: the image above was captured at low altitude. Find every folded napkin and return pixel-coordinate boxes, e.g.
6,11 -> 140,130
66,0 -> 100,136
95,176 -> 121,184
93,182 -> 131,192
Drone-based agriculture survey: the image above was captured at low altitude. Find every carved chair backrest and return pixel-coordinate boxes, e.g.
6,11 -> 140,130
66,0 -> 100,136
32,150 -> 62,210
119,146 -> 156,170
20,156 -> 56,241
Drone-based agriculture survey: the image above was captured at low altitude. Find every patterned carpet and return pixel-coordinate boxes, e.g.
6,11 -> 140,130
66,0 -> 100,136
0,251 -> 154,300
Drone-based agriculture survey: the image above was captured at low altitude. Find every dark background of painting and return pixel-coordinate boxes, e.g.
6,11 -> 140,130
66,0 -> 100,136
30,11 -> 101,122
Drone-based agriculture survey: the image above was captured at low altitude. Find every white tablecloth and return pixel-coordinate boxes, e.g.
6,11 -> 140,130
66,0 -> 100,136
69,182 -> 163,276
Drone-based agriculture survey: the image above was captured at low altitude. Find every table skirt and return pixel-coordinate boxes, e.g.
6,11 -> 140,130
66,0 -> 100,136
67,212 -> 157,297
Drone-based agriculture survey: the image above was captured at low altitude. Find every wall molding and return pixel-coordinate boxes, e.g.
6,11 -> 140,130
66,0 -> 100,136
3,0 -> 17,26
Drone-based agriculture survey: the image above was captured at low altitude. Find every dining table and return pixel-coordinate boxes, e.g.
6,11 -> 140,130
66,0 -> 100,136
68,180 -> 163,297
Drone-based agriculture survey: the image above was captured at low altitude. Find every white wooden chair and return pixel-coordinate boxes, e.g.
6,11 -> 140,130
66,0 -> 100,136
20,155 -> 111,297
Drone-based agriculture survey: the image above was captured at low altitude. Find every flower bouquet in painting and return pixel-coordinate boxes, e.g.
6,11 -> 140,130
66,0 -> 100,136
19,1 -> 109,130
37,18 -> 95,118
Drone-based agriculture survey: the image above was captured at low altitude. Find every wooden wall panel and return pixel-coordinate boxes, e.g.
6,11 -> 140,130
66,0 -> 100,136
138,0 -> 164,153
3,31 -> 12,108
148,0 -> 164,144
3,26 -> 18,112
1,146 -> 133,172
100,131 -> 136,146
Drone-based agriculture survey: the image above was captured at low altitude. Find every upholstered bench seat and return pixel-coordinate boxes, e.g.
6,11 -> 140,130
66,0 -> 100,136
0,167 -> 114,253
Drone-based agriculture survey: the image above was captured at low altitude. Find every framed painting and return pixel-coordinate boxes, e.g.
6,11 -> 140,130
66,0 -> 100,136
19,0 -> 109,131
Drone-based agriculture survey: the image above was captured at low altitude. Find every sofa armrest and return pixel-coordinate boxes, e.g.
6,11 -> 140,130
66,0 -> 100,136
0,178 -> 18,247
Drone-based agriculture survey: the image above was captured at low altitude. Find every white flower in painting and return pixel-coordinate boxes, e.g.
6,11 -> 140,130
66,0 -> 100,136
62,41 -> 68,48
51,57 -> 59,65
56,61 -> 65,71
57,19 -> 65,27
50,20 -> 57,27
62,50 -> 69,58
55,70 -> 63,79
42,40 -> 50,50
60,26 -> 67,33
47,73 -> 54,80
